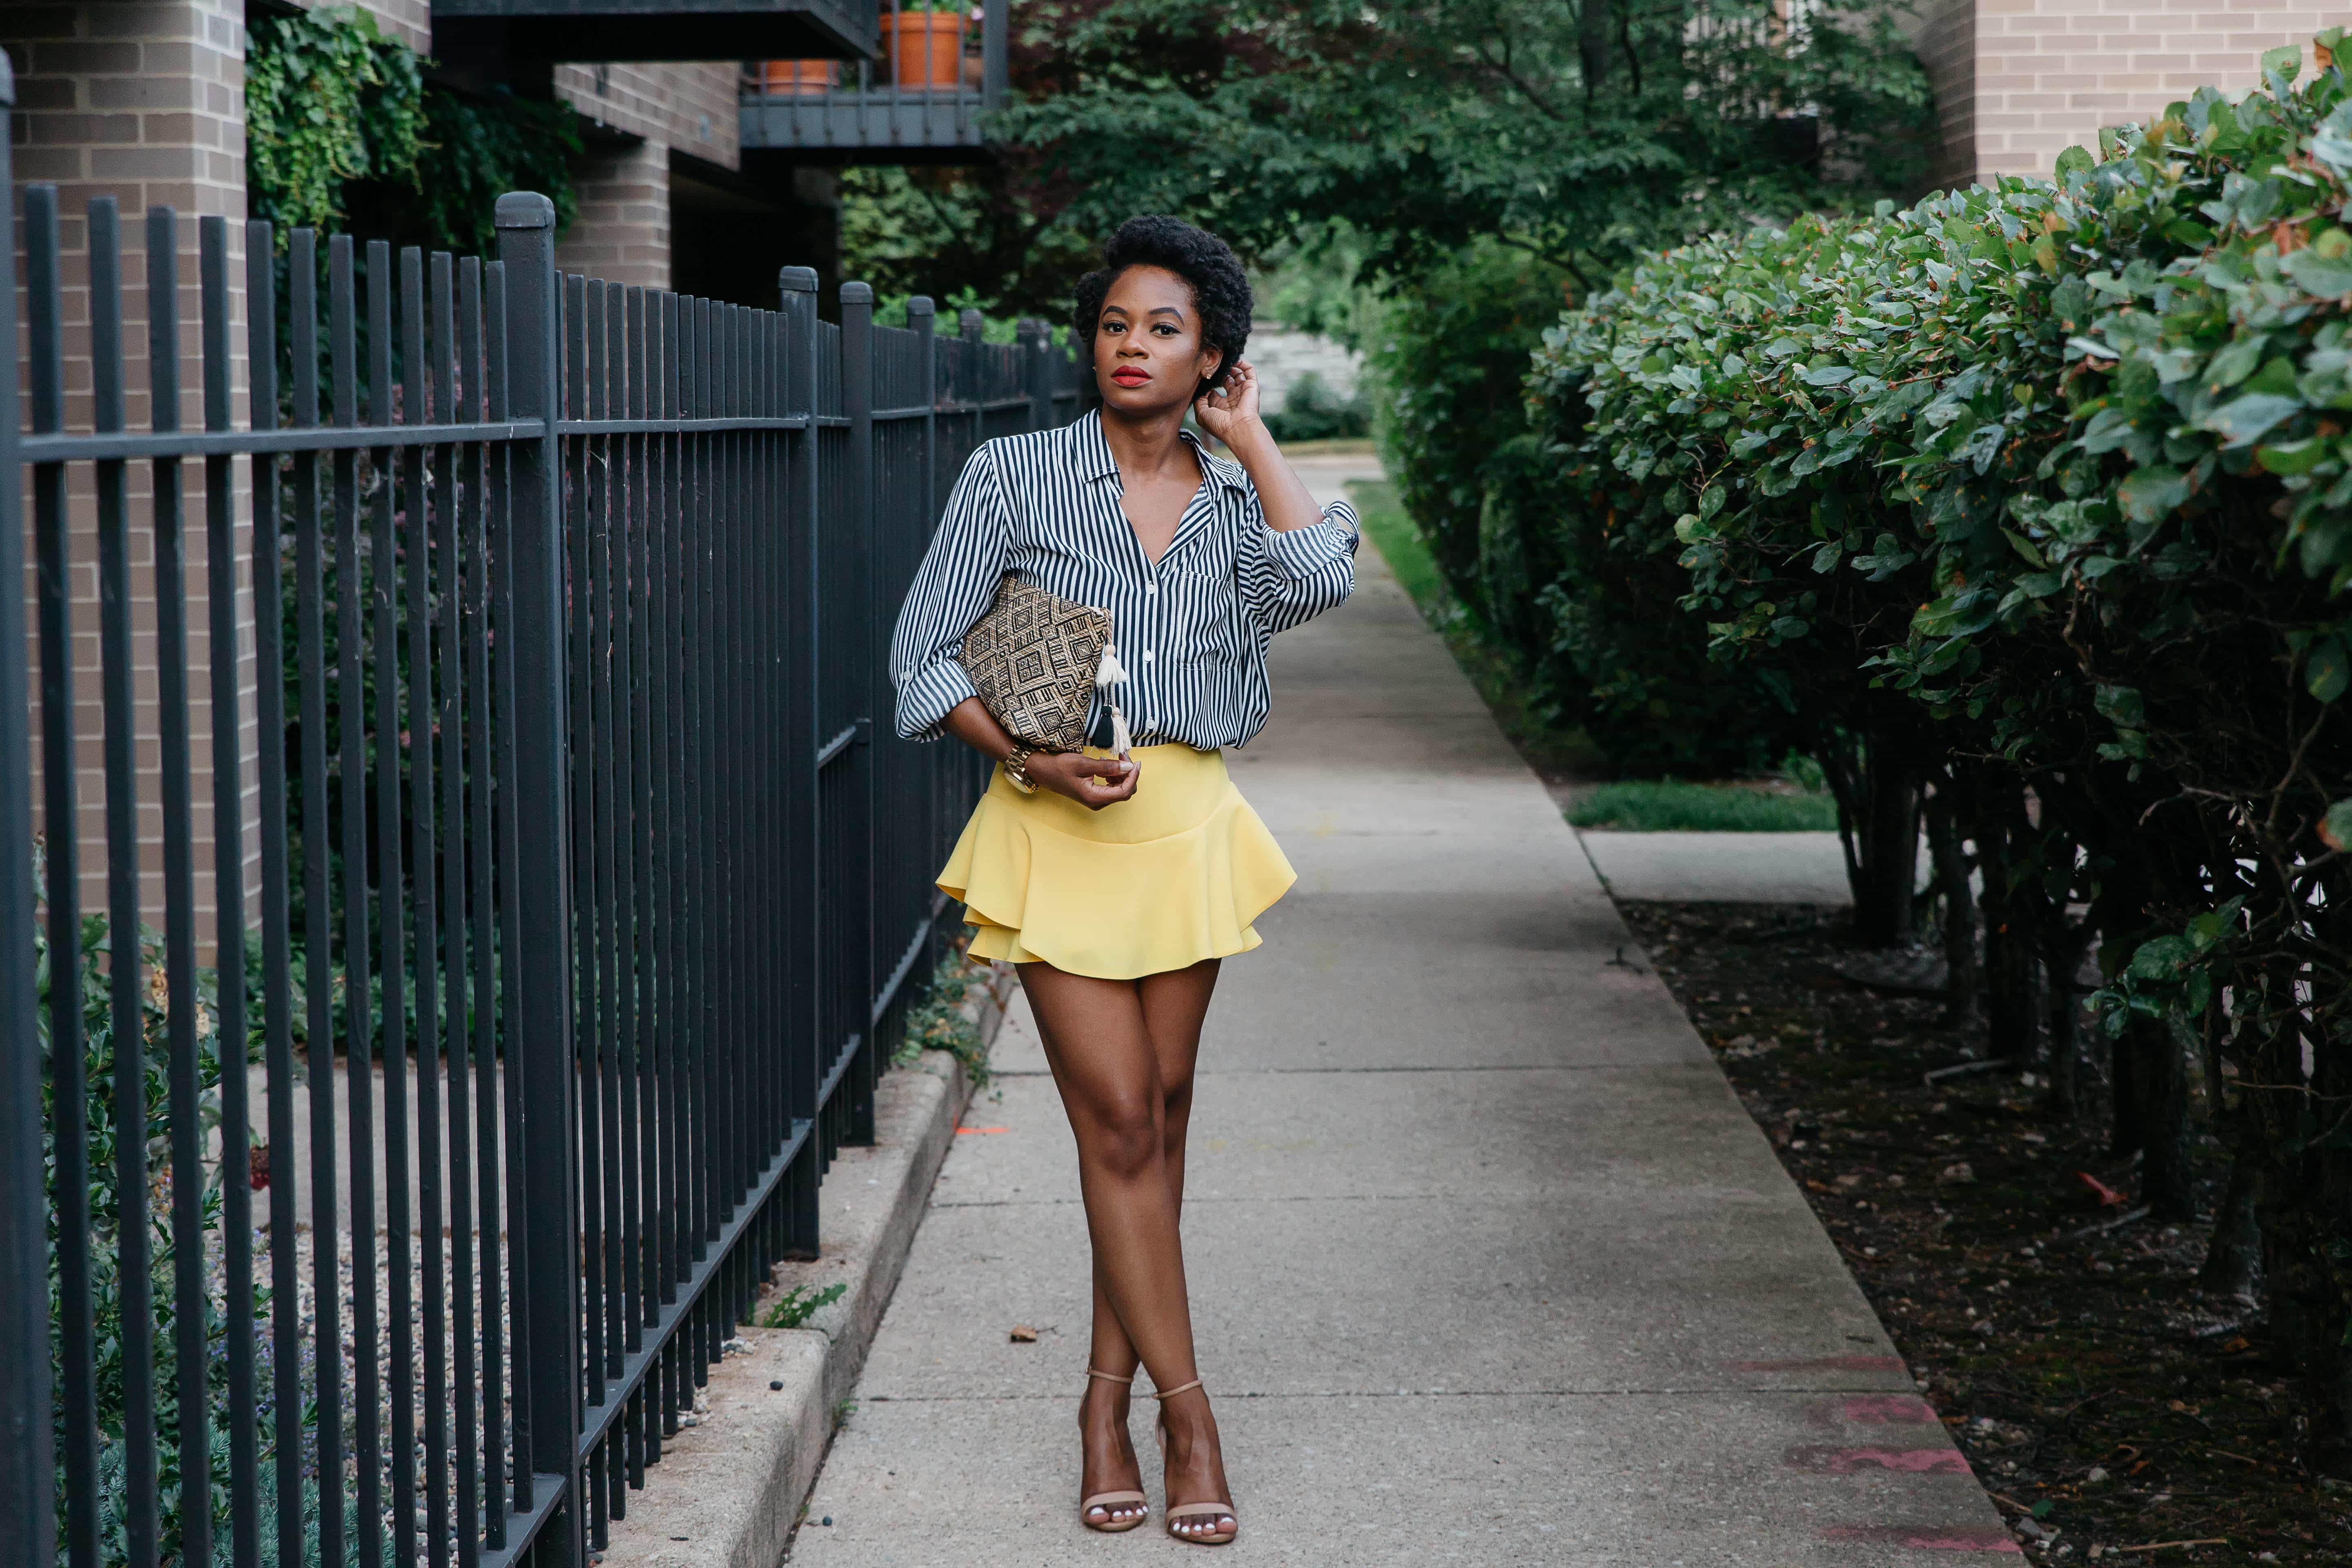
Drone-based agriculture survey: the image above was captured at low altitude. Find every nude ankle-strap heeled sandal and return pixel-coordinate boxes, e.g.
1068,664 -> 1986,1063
1079,1369 -> 1149,1533
1152,1379 -> 1238,1546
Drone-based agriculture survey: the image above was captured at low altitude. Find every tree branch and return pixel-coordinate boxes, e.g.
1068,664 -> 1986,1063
1472,43 -> 1573,126
1495,231 -> 1595,292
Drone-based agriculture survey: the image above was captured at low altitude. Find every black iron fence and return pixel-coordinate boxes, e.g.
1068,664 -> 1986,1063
0,129 -> 1087,1568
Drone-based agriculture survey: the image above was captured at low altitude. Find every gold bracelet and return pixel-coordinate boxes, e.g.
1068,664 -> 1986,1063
1002,744 -> 1038,794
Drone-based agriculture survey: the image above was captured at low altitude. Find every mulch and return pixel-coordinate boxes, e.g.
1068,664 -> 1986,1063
1616,898 -> 2352,1566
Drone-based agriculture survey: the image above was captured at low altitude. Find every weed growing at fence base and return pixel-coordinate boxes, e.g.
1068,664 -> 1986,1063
1569,781 -> 1840,833
757,1282 -> 847,1332
893,955 -> 992,1087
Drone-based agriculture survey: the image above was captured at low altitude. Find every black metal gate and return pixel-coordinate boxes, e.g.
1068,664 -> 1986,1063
0,76 -> 1087,1566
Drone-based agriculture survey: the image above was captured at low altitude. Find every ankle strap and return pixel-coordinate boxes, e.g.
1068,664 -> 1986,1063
1086,1368 -> 1134,1385
1152,1378 -> 1203,1401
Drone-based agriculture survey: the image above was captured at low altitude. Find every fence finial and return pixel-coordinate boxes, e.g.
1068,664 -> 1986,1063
780,266 -> 819,294
907,295 -> 934,320
494,192 -> 556,231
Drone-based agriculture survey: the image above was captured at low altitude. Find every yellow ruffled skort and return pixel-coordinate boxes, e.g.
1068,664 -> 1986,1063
938,743 -> 1296,980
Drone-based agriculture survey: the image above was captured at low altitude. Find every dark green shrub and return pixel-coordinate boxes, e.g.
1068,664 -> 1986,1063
1525,32 -> 2352,1466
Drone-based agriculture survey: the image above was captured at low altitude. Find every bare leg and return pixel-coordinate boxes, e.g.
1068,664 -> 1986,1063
1025,959 -> 1235,1539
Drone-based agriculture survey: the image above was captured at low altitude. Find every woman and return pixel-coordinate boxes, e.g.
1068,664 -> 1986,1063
889,214 -> 1357,1544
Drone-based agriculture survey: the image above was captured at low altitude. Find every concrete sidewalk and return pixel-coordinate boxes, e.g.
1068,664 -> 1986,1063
788,536 -> 2009,1562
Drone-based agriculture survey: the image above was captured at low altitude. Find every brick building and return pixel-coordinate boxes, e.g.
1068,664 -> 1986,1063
1911,0 -> 2346,189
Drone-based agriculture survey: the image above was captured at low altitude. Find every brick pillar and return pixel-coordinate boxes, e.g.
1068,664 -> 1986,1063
6,0 -> 257,957
555,136 -> 671,290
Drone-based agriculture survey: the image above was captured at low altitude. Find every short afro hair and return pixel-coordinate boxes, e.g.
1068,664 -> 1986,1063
1073,216 -> 1252,391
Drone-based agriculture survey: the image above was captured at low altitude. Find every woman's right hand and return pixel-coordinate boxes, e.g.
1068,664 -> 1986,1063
1027,750 -> 1139,811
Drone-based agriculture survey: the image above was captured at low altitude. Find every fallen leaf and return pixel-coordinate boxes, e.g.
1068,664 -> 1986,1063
1009,1324 -> 1038,1343
2075,1170 -> 2128,1208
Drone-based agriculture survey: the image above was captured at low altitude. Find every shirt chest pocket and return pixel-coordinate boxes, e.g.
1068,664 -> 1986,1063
1154,550 -> 1244,664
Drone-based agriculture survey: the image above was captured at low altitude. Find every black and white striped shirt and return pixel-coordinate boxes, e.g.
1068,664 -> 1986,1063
890,409 -> 1359,751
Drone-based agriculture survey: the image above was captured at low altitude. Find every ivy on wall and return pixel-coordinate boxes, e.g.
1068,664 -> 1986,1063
246,5 -> 580,257
245,6 -> 425,235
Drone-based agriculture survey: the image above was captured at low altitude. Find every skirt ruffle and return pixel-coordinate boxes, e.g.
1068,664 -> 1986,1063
937,743 -> 1296,980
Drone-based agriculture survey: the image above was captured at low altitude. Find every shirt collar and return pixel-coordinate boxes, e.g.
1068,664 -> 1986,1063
1066,407 -> 1250,497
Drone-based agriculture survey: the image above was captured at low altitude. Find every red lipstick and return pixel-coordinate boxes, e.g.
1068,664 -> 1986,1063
1111,366 -> 1149,386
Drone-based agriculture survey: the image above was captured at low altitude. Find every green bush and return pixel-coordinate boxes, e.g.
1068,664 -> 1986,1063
1261,372 -> 1370,443
1371,243 -> 1796,776
1526,33 -> 2352,1468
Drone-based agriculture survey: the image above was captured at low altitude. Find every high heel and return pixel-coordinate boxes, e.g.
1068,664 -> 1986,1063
1078,1369 -> 1149,1532
1152,1379 -> 1238,1546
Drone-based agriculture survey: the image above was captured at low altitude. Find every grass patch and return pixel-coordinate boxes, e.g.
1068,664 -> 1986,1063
1348,479 -> 1606,780
1569,780 -> 1839,832
1350,477 -> 1449,612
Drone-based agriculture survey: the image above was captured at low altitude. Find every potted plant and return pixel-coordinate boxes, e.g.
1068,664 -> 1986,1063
881,0 -> 965,90
756,58 -> 838,94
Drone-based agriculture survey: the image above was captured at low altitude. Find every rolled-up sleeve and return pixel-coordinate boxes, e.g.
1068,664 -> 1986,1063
1237,495 -> 1359,635
891,445 -> 1011,740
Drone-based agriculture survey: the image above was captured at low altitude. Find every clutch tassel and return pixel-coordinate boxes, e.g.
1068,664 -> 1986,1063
1097,641 -> 1134,758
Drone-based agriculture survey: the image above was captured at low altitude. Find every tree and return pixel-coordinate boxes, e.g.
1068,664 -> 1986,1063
995,0 -> 1936,290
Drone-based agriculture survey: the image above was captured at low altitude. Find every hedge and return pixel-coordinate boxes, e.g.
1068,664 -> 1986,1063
1519,35 -> 2352,1468
1370,243 -> 1801,776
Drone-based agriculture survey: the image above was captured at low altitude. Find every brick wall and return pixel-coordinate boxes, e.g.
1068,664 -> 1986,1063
552,62 -> 739,294
557,62 -> 741,172
1966,0 -> 2344,181
557,138 -> 672,290
7,0 -> 259,950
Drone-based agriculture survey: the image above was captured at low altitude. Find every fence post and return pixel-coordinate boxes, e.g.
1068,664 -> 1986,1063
982,0 -> 1007,105
910,294 -> 936,513
842,281 -> 878,1145
0,54 -> 55,1568
778,265 -> 824,1254
1019,318 -> 1053,433
493,190 -> 584,1568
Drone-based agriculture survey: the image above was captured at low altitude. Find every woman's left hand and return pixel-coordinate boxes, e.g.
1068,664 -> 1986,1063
1193,359 -> 1262,446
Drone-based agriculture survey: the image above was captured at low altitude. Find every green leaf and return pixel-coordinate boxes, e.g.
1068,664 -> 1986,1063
2321,799 -> 2352,851
2257,437 -> 2332,476
2306,635 -> 2350,702
2127,935 -> 2194,979
2001,528 -> 2047,568
2283,246 -> 2352,298
2115,466 -> 2190,524
2204,335 -> 2266,389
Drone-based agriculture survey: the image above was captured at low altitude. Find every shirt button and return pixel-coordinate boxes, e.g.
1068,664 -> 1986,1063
1142,649 -> 1155,662
1145,584 -> 1158,596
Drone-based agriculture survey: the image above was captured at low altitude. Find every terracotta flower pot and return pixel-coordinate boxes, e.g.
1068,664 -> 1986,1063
758,59 -> 838,94
881,9 -> 965,90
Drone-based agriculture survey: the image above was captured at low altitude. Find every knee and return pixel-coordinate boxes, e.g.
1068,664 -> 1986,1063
1087,1096 -> 1163,1180
1159,1079 -> 1194,1138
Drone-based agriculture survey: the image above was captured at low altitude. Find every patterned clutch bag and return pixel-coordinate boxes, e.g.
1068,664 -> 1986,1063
958,575 -> 1114,753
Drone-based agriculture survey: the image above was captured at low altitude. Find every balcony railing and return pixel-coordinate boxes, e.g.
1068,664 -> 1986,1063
739,0 -> 1004,154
